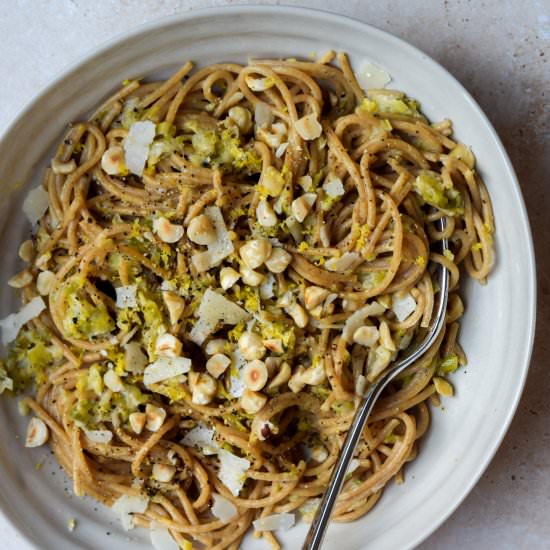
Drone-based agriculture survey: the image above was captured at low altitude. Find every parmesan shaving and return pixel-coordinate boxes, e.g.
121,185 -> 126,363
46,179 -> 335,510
191,206 -> 233,273
325,252 -> 362,272
123,120 -> 156,176
84,429 -> 113,444
392,292 -> 417,322
211,493 -> 238,522
143,356 -> 191,387
356,61 -> 392,90
0,296 -> 46,345
323,174 -> 345,198
115,285 -> 138,308
218,449 -> 250,496
252,512 -> 295,531
182,423 -> 219,455
202,206 -> 234,271
189,289 -> 249,345
255,102 -> 273,128
111,494 -> 149,530
22,186 -> 49,225
228,349 -> 247,398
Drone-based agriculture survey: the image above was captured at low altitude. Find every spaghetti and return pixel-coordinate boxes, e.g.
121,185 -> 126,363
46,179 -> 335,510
0,52 -> 495,549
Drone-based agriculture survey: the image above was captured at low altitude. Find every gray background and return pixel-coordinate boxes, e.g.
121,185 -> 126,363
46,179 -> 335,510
0,1 -> 548,548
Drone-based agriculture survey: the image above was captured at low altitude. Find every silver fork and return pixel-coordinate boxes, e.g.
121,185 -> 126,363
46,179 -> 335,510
302,232 -> 449,550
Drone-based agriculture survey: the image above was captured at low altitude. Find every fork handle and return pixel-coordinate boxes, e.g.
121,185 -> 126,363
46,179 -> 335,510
303,234 -> 449,550
301,382 -> 382,550
301,340 -> 434,550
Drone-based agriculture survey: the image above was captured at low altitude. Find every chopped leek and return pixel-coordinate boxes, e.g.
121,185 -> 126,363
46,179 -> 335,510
437,353 -> 459,376
413,171 -> 464,213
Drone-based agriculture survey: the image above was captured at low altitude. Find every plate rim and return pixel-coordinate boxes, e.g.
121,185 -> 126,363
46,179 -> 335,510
0,5 -> 537,550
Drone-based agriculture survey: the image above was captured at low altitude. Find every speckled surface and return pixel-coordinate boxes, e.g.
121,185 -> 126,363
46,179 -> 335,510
0,1 -> 548,548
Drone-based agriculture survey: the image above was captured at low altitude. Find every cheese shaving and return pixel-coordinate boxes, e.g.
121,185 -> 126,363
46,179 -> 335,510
143,356 -> 191,387
115,285 -> 138,309
211,493 -> 238,522
252,512 -> 295,531
392,292 -> 417,322
218,449 -> 250,496
0,296 -> 46,345
84,429 -> 113,444
356,61 -> 392,90
124,120 -> 156,176
325,252 -> 362,272
323,174 -> 345,198
22,186 -> 49,225
191,206 -> 234,273
111,494 -> 149,530
182,423 -> 219,455
228,349 -> 247,398
189,289 -> 249,345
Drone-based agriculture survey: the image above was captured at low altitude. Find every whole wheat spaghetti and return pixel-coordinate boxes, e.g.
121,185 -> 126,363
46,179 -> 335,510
0,52 -> 495,549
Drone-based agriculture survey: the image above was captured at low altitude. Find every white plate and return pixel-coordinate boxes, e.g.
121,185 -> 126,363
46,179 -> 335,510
0,6 -> 536,550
